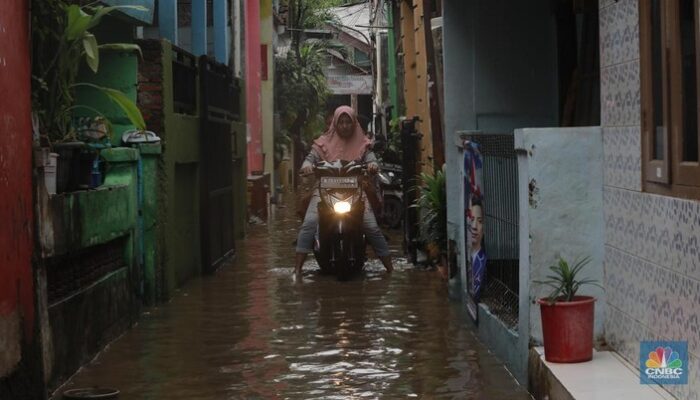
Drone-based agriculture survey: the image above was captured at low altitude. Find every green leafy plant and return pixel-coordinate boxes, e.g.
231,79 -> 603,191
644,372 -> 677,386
382,117 -> 403,164
274,128 -> 292,168
32,0 -> 146,144
535,257 -> 603,303
275,42 -> 331,147
414,169 -> 447,260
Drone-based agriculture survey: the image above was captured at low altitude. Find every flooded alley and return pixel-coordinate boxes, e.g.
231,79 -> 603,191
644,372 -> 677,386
61,204 -> 531,399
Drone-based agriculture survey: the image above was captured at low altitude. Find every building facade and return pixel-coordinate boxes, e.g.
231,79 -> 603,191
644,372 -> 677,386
600,0 -> 700,398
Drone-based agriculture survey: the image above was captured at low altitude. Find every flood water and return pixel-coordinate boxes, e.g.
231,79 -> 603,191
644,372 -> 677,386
61,203 -> 531,399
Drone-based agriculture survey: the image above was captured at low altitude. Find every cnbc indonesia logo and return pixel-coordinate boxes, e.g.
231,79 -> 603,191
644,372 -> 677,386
640,342 -> 688,384
645,347 -> 683,378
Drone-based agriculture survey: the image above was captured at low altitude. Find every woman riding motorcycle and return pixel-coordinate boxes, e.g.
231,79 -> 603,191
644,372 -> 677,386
294,106 -> 394,275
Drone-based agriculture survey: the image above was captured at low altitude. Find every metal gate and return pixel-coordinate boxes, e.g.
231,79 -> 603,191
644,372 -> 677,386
199,57 -> 239,273
467,133 -> 520,330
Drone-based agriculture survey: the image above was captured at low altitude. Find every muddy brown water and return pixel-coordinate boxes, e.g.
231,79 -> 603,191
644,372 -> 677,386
61,204 -> 531,399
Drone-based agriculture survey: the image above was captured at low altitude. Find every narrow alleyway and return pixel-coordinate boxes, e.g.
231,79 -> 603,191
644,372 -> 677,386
60,203 -> 531,399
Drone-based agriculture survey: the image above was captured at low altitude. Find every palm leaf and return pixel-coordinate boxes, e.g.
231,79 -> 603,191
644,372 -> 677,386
74,83 -> 146,130
536,256 -> 602,302
83,33 -> 99,72
64,5 -> 92,41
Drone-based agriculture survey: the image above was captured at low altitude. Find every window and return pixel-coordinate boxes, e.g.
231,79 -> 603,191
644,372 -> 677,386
640,0 -> 700,198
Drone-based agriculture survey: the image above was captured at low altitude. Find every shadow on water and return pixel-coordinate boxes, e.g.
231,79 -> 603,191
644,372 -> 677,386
61,203 -> 532,399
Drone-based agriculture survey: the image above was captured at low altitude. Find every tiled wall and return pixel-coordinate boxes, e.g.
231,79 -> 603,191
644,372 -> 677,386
600,1 -> 700,398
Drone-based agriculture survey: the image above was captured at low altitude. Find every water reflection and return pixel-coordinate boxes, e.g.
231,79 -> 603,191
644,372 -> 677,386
61,205 -> 531,399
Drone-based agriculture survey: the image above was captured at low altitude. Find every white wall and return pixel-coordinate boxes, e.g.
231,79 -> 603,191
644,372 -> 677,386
442,0 -> 568,384
443,0 -> 559,300
515,127 -> 606,344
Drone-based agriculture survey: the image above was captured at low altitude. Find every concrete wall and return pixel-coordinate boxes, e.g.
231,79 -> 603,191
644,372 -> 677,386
443,0 -> 559,300
443,0 -> 561,384
260,0 -> 275,196
599,1 -> 700,398
515,127 -> 606,343
75,49 -> 139,145
443,0 -> 473,301
138,40 -> 203,299
45,148 -> 140,390
246,0 -> 264,175
160,42 -> 203,293
139,143 -> 163,305
232,118 -> 248,239
0,1 -> 43,397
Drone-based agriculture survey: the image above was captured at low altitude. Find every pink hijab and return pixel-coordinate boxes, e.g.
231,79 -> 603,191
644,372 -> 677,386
312,106 -> 371,162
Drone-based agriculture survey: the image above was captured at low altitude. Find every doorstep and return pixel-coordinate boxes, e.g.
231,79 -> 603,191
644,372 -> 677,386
528,347 -> 675,400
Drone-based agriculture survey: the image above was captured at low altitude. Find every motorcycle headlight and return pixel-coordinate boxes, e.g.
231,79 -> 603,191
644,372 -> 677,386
333,201 -> 351,214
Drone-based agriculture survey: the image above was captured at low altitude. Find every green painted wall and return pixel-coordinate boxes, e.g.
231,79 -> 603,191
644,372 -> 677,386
232,118 -> 247,239
75,50 -> 138,144
47,147 -> 140,389
138,143 -> 162,305
49,149 -> 138,254
46,18 -> 147,388
159,42 -> 202,296
74,17 -> 140,145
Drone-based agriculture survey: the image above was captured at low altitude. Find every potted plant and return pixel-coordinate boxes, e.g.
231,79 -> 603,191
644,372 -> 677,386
31,0 -> 146,193
415,168 -> 448,279
535,257 -> 602,363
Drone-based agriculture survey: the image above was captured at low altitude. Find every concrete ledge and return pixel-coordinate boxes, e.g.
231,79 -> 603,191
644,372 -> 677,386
101,147 -> 140,162
137,143 -> 163,155
477,303 -> 527,384
528,347 -> 674,400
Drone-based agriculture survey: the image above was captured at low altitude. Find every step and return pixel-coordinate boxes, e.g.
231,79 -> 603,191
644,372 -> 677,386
529,347 -> 675,400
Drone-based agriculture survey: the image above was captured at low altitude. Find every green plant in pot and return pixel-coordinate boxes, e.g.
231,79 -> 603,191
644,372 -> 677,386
415,168 -> 448,278
534,257 -> 602,363
32,0 -> 146,192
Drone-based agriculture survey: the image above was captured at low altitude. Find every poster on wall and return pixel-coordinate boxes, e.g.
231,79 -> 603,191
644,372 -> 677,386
464,140 -> 487,322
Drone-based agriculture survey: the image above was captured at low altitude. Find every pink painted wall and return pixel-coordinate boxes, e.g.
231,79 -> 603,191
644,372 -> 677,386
0,0 -> 35,339
245,0 -> 264,174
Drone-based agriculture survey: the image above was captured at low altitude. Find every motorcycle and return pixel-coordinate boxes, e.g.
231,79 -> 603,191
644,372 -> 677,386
377,162 -> 403,229
310,160 -> 369,280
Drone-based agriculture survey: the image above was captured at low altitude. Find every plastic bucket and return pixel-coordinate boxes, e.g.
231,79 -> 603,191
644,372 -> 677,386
44,153 -> 59,195
538,296 -> 595,363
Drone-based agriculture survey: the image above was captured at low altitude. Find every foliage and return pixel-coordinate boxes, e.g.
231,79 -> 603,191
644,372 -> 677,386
274,128 -> 292,167
281,0 -> 345,30
31,0 -> 146,143
534,257 -> 602,303
274,42 -> 330,144
275,0 -> 350,159
415,169 -> 447,259
382,117 -> 403,164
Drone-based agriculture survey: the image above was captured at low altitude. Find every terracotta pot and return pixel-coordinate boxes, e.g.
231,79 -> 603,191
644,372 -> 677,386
538,296 -> 595,363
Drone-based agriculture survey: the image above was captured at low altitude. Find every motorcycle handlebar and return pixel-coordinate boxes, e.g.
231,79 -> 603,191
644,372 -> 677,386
300,162 -> 377,176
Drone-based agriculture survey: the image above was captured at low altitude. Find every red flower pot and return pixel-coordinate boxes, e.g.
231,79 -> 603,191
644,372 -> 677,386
538,296 -> 595,363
